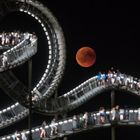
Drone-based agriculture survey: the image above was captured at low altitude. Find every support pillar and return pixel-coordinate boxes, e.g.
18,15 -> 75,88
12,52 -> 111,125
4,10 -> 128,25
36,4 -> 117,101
63,137 -> 68,140
111,90 -> 115,140
54,91 -> 58,120
111,127 -> 115,140
28,59 -> 32,140
111,90 -> 115,108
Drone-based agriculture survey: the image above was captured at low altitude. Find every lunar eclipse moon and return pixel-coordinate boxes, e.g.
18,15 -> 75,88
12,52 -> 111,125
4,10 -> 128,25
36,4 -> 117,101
76,47 -> 96,68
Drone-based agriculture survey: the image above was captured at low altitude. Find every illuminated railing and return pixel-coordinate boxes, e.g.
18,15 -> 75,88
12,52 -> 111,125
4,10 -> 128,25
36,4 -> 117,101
0,0 -> 66,114
0,72 -> 139,128
0,102 -> 28,129
36,73 -> 140,113
0,33 -> 37,72
0,108 -> 140,140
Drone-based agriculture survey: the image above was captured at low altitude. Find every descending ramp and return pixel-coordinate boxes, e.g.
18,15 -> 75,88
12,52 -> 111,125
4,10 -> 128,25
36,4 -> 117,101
0,103 -> 28,129
0,108 -> 140,140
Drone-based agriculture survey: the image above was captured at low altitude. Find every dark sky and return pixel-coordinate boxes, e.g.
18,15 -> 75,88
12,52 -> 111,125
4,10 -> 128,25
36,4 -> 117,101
0,0 -> 140,139
40,0 -> 140,93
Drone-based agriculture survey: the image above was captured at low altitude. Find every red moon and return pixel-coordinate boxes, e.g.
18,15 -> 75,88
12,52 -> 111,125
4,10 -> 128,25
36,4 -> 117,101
76,47 -> 96,67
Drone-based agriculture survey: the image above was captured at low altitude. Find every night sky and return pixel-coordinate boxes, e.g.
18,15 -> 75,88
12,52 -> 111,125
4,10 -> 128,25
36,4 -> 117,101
0,0 -> 140,139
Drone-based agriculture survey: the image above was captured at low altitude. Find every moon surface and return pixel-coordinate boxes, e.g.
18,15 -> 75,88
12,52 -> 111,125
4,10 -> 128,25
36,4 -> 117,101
76,47 -> 96,67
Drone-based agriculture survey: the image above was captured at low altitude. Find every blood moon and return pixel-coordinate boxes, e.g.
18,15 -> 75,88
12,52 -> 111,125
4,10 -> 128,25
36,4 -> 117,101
76,47 -> 96,67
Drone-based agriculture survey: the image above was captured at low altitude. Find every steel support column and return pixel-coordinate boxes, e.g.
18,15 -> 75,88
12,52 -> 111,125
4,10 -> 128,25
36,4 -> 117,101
111,90 -> 115,140
28,59 -> 32,140
63,137 -> 68,140
111,90 -> 115,108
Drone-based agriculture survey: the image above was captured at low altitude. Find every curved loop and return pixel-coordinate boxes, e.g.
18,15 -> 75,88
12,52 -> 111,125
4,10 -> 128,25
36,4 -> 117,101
0,0 -> 66,112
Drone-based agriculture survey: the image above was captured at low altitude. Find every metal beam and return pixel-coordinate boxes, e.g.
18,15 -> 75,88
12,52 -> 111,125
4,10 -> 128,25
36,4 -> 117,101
28,59 -> 32,140
111,90 -> 115,140
111,90 -> 115,107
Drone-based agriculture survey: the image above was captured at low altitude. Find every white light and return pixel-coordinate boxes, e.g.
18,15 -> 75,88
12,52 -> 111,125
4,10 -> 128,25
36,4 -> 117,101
49,49 -> 52,54
68,119 -> 73,122
48,60 -> 51,64
43,27 -> 47,31
35,128 -> 39,131
20,8 -> 24,12
33,87 -> 37,91
6,136 -> 10,139
106,111 -> 110,114
36,84 -> 40,87
31,130 -> 35,133
45,32 -> 48,36
96,113 -> 100,116
31,14 -> 35,17
129,110 -> 133,113
64,94 -> 67,97
45,125 -> 49,128
41,77 -> 45,81
41,23 -> 44,27
55,123 -> 58,126
43,73 -> 47,77
27,11 -> 31,15
59,121 -> 63,125
38,19 -> 41,23
15,102 -> 19,106
26,131 -> 29,134
48,55 -> 51,60
34,16 -> 38,20
64,120 -> 68,123
45,69 -> 48,73
7,107 -> 10,111
2,109 -> 6,113
48,41 -> 51,45
47,36 -> 50,41
49,124 -> 53,127
11,105 -> 15,108
134,110 -> 138,113
2,138 -> 6,140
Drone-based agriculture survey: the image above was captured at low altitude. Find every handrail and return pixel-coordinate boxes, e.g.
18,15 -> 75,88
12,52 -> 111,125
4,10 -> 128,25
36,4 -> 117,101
0,108 -> 140,139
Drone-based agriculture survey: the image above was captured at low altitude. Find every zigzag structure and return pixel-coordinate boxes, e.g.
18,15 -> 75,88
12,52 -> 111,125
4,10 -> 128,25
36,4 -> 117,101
0,0 -> 140,139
